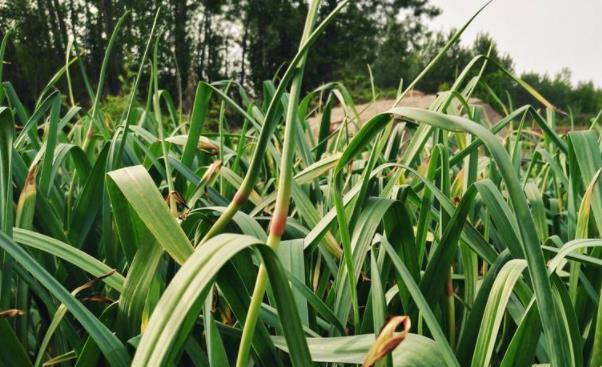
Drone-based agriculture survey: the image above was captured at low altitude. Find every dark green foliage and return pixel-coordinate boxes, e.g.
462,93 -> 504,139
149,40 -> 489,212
0,4 -> 601,366
0,0 -> 438,106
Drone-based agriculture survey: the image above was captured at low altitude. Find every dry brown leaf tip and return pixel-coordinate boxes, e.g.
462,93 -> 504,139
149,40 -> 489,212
0,309 -> 25,318
363,315 -> 411,367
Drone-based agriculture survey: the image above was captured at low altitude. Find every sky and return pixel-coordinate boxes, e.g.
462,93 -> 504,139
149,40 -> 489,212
428,0 -> 602,87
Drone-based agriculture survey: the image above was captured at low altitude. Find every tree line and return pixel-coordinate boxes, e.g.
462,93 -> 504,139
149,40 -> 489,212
419,31 -> 602,121
1,0 -> 601,119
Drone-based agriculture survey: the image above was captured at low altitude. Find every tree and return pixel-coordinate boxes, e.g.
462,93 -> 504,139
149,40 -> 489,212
414,29 -> 472,93
2,0 -> 600,121
240,0 -> 439,92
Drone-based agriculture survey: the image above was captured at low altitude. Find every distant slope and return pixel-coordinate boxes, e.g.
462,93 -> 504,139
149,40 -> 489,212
308,90 -> 502,134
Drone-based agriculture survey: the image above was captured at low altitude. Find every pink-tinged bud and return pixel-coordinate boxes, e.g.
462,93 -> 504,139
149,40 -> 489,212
445,279 -> 454,297
269,211 -> 287,237
233,190 -> 248,206
86,126 -> 95,140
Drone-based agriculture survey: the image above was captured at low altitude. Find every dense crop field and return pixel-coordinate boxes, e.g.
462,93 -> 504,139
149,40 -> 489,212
0,2 -> 601,367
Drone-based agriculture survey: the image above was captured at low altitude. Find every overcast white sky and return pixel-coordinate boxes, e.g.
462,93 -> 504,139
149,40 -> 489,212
428,0 -> 602,87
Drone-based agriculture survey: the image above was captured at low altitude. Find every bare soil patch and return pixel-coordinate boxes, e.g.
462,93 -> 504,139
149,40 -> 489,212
308,91 -> 502,134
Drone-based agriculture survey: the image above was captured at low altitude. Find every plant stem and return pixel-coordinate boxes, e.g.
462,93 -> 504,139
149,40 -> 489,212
234,0 -> 321,365
151,34 -> 178,217
332,178 -> 360,330
446,266 -> 456,348
198,0 -> 351,246
81,12 -> 129,152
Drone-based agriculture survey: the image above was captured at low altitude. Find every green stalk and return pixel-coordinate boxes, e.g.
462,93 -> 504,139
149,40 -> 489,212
65,12 -> 130,225
64,37 -> 75,107
82,12 -> 129,151
218,82 -> 232,195
72,40 -> 95,102
151,35 -> 177,217
446,267 -> 456,348
0,107 -> 14,309
332,175 -> 360,329
199,0 -> 350,244
592,283 -> 602,367
234,1 -> 321,365
393,0 -> 492,106
0,30 -> 12,102
115,8 -> 161,166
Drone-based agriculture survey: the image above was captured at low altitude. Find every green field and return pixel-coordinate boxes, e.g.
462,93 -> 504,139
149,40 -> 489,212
0,2 -> 601,367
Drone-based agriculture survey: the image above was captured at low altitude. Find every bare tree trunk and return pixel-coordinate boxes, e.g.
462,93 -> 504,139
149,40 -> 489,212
172,0 -> 190,90
52,0 -> 69,46
199,14 -> 209,80
101,0 -> 120,95
39,0 -> 63,61
240,17 -> 249,87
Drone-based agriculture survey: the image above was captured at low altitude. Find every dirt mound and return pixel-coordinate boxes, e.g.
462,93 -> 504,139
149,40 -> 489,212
308,91 -> 502,134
